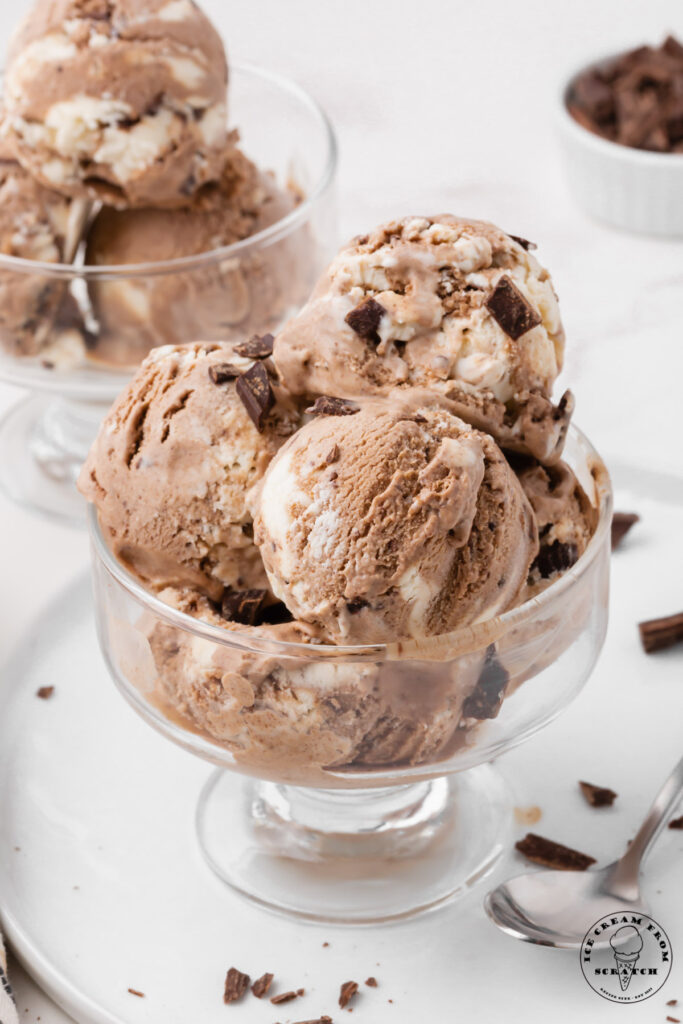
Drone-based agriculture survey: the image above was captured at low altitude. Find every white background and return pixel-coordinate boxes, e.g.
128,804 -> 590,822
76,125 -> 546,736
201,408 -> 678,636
1,0 -> 683,1021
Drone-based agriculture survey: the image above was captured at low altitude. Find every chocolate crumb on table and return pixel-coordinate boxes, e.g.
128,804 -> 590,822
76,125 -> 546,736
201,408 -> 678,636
666,1016 -> 680,1022
579,780 -> 618,808
223,967 -> 250,1004
611,511 -> 639,550
365,977 -> 378,987
36,686 -> 54,700
288,1018 -> 333,1024
270,990 -> 302,1005
127,988 -> 145,998
515,833 -> 596,870
251,972 -> 273,998
339,981 -> 359,1009
639,612 -> 683,654
669,816 -> 683,830
667,999 -> 679,1006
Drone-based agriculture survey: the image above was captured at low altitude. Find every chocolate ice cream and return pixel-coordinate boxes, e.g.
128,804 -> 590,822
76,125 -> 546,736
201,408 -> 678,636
3,0 -> 228,208
0,140 -> 73,356
274,215 -> 572,463
78,340 -> 300,599
84,137 -> 306,366
249,391 -> 538,643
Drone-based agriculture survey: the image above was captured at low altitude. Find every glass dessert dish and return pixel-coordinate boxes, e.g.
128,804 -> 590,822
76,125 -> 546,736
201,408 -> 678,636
88,425 -> 612,924
0,64 -> 337,526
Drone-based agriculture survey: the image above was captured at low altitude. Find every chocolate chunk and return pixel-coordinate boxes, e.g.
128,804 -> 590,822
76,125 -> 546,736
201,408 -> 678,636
208,362 -> 241,384
579,780 -> 618,808
365,977 -> 378,987
346,597 -> 369,615
611,511 -> 639,550
573,71 -> 615,121
37,686 -> 55,700
236,362 -> 275,430
462,645 -> 509,720
339,981 -> 359,1009
257,601 -> 294,625
271,990 -> 302,1005
668,816 -> 683,830
234,333 -> 275,359
251,973 -> 273,998
508,233 -> 537,251
344,297 -> 385,343
306,396 -> 359,417
224,967 -> 250,1004
221,588 -> 268,626
533,540 -> 579,579
515,833 -> 596,871
485,276 -> 542,340
127,989 -> 145,998
325,444 -> 340,465
639,611 -> 683,653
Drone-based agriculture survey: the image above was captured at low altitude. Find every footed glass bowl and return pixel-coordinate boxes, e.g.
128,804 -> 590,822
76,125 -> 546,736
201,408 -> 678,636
0,63 -> 337,525
89,425 -> 611,924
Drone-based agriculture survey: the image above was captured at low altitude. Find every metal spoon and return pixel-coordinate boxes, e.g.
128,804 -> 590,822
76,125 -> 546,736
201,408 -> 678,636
484,754 -> 683,949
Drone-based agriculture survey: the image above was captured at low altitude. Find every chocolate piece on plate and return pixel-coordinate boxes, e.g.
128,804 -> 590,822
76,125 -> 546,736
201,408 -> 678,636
224,967 -> 250,1004
579,780 -> 618,808
611,511 -> 639,550
639,611 -> 683,653
515,833 -> 596,871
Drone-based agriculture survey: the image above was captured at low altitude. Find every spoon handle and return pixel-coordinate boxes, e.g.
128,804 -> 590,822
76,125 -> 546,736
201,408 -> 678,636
612,753 -> 683,888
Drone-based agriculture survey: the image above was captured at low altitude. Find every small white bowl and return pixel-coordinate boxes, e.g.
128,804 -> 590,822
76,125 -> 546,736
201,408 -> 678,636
558,54 -> 683,237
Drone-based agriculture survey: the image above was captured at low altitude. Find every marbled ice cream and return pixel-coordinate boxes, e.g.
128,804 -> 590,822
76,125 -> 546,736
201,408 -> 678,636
84,136 -> 304,367
274,216 -> 572,463
78,341 -> 300,600
145,584 -> 493,781
0,139 -> 72,356
249,392 -> 538,643
3,0 -> 228,208
515,457 -> 598,593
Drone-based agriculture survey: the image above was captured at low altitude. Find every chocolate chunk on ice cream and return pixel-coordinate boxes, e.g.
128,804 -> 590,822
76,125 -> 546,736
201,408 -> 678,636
84,139 -> 305,366
249,391 -> 538,643
78,341 -> 300,599
0,140 -> 74,356
274,215 -> 570,462
3,0 -> 228,208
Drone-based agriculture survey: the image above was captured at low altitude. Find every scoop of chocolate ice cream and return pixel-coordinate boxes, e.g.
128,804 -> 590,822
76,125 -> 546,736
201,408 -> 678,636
0,140 -> 74,356
249,391 -> 538,643
84,138 -> 305,366
3,0 -> 228,207
273,215 -> 571,463
78,341 -> 300,599
515,458 -> 598,594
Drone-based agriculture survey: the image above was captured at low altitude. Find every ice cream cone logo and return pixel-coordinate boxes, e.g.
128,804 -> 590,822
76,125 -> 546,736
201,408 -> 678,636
610,926 -> 644,991
610,925 -> 643,987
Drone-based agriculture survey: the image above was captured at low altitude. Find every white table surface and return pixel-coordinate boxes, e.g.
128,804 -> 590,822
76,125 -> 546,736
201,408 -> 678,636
1,0 -> 683,1020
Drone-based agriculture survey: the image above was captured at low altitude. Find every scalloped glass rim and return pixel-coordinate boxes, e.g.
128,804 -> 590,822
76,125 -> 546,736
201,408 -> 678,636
88,422 -> 613,663
0,63 -> 338,281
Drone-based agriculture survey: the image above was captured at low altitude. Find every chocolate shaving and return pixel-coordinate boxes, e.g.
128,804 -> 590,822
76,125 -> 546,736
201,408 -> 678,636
221,588 -> 268,626
36,686 -> 55,700
365,977 -> 378,987
236,362 -> 275,430
339,981 -> 359,1009
533,540 -> 578,579
251,973 -> 273,998
611,511 -> 639,550
462,645 -> 509,720
289,1018 -> 333,1024
306,396 -> 359,417
639,611 -> 683,653
271,990 -> 302,1005
127,989 -> 145,998
579,780 -> 618,807
208,362 -> 241,384
669,816 -> 683,830
508,233 -> 537,251
234,333 -> 275,359
224,967 -> 250,1004
485,276 -> 542,340
515,833 -> 596,871
344,297 -> 385,343
667,1017 -> 680,1023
